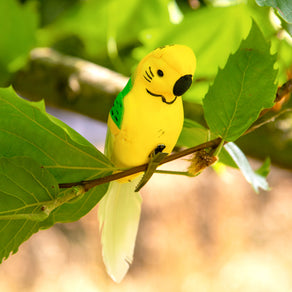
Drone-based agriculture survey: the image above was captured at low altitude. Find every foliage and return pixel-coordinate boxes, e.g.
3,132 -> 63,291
0,0 -> 291,265
0,0 -> 37,86
203,22 -> 277,142
0,87 -> 113,261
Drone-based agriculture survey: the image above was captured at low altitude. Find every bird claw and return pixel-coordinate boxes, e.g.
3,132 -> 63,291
135,145 -> 168,192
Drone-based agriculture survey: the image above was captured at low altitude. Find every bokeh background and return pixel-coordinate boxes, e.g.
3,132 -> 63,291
1,109 -> 292,292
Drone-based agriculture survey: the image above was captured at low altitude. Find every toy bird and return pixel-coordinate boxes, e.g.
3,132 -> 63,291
98,44 -> 196,282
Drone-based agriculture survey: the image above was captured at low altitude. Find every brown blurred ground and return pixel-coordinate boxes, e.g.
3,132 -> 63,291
1,158 -> 292,292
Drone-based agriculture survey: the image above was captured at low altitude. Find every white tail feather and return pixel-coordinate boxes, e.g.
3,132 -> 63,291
98,176 -> 142,283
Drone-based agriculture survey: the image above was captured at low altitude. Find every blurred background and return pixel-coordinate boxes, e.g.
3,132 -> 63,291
1,0 -> 292,291
1,112 -> 292,292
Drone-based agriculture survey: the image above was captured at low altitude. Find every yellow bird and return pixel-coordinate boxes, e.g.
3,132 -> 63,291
99,44 -> 196,282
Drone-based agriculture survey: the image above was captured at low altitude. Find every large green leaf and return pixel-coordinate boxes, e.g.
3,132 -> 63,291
0,87 -> 113,183
256,0 -> 292,23
0,0 -> 38,86
0,87 -> 113,225
203,22 -> 277,142
0,157 -> 59,262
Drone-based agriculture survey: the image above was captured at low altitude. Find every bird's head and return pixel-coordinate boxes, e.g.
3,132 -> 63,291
133,44 -> 196,104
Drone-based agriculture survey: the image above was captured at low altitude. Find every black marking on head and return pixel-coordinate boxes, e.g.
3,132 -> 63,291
149,66 -> 154,77
144,66 -> 155,83
144,75 -> 151,83
145,71 -> 152,80
173,74 -> 193,96
146,88 -> 177,105
157,69 -> 164,77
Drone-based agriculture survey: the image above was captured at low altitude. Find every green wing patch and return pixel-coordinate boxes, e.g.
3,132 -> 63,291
110,78 -> 132,129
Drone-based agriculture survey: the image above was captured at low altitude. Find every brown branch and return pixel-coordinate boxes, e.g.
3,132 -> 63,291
13,48 -> 128,122
59,138 -> 222,191
260,79 -> 292,117
275,79 -> 292,103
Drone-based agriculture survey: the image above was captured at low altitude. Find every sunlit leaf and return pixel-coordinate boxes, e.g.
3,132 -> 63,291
203,22 -> 277,142
0,0 -> 38,86
0,156 -> 58,262
0,87 -> 112,183
0,86 -> 112,224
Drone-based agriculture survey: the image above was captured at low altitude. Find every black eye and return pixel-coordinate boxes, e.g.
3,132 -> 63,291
157,69 -> 164,77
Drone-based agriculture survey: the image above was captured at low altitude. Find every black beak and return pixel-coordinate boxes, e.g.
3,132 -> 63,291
173,74 -> 193,96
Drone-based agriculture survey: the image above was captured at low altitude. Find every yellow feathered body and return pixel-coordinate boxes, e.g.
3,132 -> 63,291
99,45 -> 196,282
107,87 -> 184,168
107,45 -> 196,168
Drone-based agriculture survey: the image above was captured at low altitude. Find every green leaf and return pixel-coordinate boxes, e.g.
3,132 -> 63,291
0,87 -> 112,182
177,119 -> 210,147
42,186 -> 107,225
224,142 -> 270,192
255,157 -> 271,177
203,22 -> 278,142
0,87 -> 113,224
256,0 -> 292,23
0,0 -> 38,86
0,156 -> 92,261
0,156 -> 58,262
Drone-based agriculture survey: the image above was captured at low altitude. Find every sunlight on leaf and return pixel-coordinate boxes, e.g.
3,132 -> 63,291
0,87 -> 113,183
0,0 -> 37,86
0,156 -> 59,262
203,22 -> 278,142
0,87 -> 112,229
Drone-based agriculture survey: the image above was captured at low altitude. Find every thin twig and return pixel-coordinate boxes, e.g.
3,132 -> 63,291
275,79 -> 292,103
244,108 -> 292,135
59,138 -> 222,191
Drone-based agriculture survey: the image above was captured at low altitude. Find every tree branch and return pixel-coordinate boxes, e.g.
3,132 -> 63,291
59,138 -> 222,191
13,48 -> 128,122
275,79 -> 292,103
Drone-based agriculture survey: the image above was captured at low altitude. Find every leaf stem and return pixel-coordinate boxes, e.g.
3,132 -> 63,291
154,169 -> 195,177
211,138 -> 225,157
0,186 -> 85,221
244,108 -> 292,135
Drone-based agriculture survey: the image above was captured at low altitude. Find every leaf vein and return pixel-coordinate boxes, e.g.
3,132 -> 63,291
223,53 -> 252,138
0,97 -> 109,167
